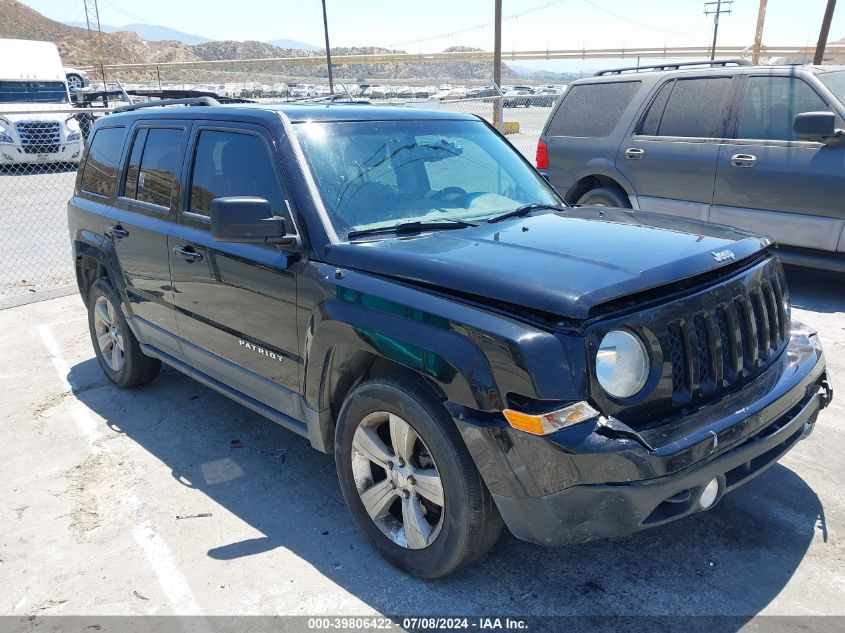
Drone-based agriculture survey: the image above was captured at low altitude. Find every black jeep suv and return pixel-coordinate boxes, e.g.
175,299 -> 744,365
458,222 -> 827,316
68,98 -> 832,578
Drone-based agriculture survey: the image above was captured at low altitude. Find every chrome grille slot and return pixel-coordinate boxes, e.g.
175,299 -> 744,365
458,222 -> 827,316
15,120 -> 61,154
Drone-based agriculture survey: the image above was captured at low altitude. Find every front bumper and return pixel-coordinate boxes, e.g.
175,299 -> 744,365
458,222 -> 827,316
453,328 -> 831,546
0,141 -> 83,165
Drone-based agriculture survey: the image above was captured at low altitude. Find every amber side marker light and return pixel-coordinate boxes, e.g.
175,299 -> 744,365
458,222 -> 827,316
503,402 -> 600,436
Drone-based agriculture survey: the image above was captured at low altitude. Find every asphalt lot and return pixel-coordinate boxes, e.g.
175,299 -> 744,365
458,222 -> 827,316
0,267 -> 842,628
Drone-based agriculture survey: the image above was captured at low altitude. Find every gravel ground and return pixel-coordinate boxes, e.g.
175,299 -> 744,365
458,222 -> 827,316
0,267 -> 842,630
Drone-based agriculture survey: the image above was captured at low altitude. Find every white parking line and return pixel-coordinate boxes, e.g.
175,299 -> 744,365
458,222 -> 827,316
35,323 -> 208,621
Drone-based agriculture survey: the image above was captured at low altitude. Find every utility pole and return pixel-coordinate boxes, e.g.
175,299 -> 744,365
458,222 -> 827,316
83,0 -> 107,95
493,0 -> 502,130
704,0 -> 732,61
321,0 -> 334,94
814,0 -> 837,64
751,0 -> 767,64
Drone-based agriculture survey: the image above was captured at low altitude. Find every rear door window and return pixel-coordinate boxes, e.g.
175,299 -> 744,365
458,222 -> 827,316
80,126 -> 125,197
120,127 -> 184,209
648,77 -> 732,138
737,76 -> 830,141
546,81 -> 641,138
135,128 -> 183,208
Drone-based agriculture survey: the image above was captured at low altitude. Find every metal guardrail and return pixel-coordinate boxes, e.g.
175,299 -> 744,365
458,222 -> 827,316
81,44 -> 845,73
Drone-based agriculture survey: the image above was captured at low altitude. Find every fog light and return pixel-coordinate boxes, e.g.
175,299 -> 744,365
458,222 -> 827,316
699,478 -> 719,509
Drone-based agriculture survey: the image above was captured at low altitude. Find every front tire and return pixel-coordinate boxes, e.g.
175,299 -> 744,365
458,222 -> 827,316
335,375 -> 503,578
87,278 -> 161,388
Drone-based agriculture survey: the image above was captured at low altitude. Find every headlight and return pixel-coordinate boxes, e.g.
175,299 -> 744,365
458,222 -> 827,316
0,132 -> 12,144
67,132 -> 82,142
596,330 -> 649,399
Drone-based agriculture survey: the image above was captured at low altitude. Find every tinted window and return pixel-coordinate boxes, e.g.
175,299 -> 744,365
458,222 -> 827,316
0,81 -> 69,104
189,130 -> 289,226
135,128 -> 183,208
737,76 -> 830,141
638,81 -> 673,135
80,127 -> 125,197
546,81 -> 640,138
122,129 -> 147,200
655,77 -> 732,138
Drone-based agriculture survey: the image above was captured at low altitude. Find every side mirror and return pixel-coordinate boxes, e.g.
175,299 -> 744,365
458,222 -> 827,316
210,197 -> 297,247
793,111 -> 838,142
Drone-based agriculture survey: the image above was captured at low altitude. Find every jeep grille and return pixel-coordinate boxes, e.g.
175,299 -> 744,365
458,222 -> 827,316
587,256 -> 790,427
663,267 -> 788,405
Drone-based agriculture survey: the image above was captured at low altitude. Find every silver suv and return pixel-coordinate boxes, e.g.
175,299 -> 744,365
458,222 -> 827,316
537,60 -> 845,272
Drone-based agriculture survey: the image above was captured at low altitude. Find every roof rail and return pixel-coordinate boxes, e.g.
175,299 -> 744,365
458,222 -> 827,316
114,96 -> 220,113
594,59 -> 751,76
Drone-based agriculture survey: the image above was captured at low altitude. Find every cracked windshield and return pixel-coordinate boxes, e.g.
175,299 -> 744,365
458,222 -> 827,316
295,118 -> 559,240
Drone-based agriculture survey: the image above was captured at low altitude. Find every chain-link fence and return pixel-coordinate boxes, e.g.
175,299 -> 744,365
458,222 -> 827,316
0,96 -> 553,310
0,107 -> 113,309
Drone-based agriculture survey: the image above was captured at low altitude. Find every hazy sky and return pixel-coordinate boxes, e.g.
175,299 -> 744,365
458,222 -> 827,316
19,0 -> 845,71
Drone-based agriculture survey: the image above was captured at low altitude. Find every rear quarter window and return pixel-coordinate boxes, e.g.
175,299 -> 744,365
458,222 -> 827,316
80,126 -> 126,197
546,81 -> 641,138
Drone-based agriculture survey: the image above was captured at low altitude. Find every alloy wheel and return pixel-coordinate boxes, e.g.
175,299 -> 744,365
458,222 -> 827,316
93,295 -> 125,372
351,411 -> 445,549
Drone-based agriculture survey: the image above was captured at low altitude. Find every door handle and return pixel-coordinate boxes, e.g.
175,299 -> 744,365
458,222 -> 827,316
625,147 -> 645,159
730,153 -> 757,168
106,225 -> 129,240
172,246 -> 203,262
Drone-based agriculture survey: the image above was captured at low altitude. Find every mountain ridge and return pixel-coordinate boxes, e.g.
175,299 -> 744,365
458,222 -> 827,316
1,0 -> 515,81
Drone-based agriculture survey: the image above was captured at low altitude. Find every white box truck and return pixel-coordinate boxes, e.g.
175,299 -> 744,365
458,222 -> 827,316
0,39 -> 84,166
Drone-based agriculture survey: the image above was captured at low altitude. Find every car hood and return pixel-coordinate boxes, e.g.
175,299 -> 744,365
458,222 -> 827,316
325,208 -> 773,321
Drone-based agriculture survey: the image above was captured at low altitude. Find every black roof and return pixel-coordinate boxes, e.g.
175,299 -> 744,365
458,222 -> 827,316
105,101 -> 478,124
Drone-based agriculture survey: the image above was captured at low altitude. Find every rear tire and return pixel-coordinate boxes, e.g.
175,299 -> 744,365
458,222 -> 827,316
335,375 -> 503,578
576,185 -> 631,208
87,278 -> 161,388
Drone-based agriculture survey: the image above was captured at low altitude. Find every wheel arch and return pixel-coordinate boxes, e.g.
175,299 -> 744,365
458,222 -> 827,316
563,159 -> 635,204
566,173 -> 632,205
303,310 -> 502,454
73,234 -> 112,306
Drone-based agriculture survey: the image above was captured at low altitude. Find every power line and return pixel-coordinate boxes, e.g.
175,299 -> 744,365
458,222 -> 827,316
581,0 -> 700,35
383,0 -> 571,49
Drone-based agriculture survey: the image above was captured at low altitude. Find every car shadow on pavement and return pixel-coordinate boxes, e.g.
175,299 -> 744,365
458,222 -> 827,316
785,266 -> 845,315
67,356 -> 825,623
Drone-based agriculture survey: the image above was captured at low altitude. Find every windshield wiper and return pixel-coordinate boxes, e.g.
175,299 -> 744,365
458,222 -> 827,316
485,203 -> 566,224
347,219 -> 479,240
